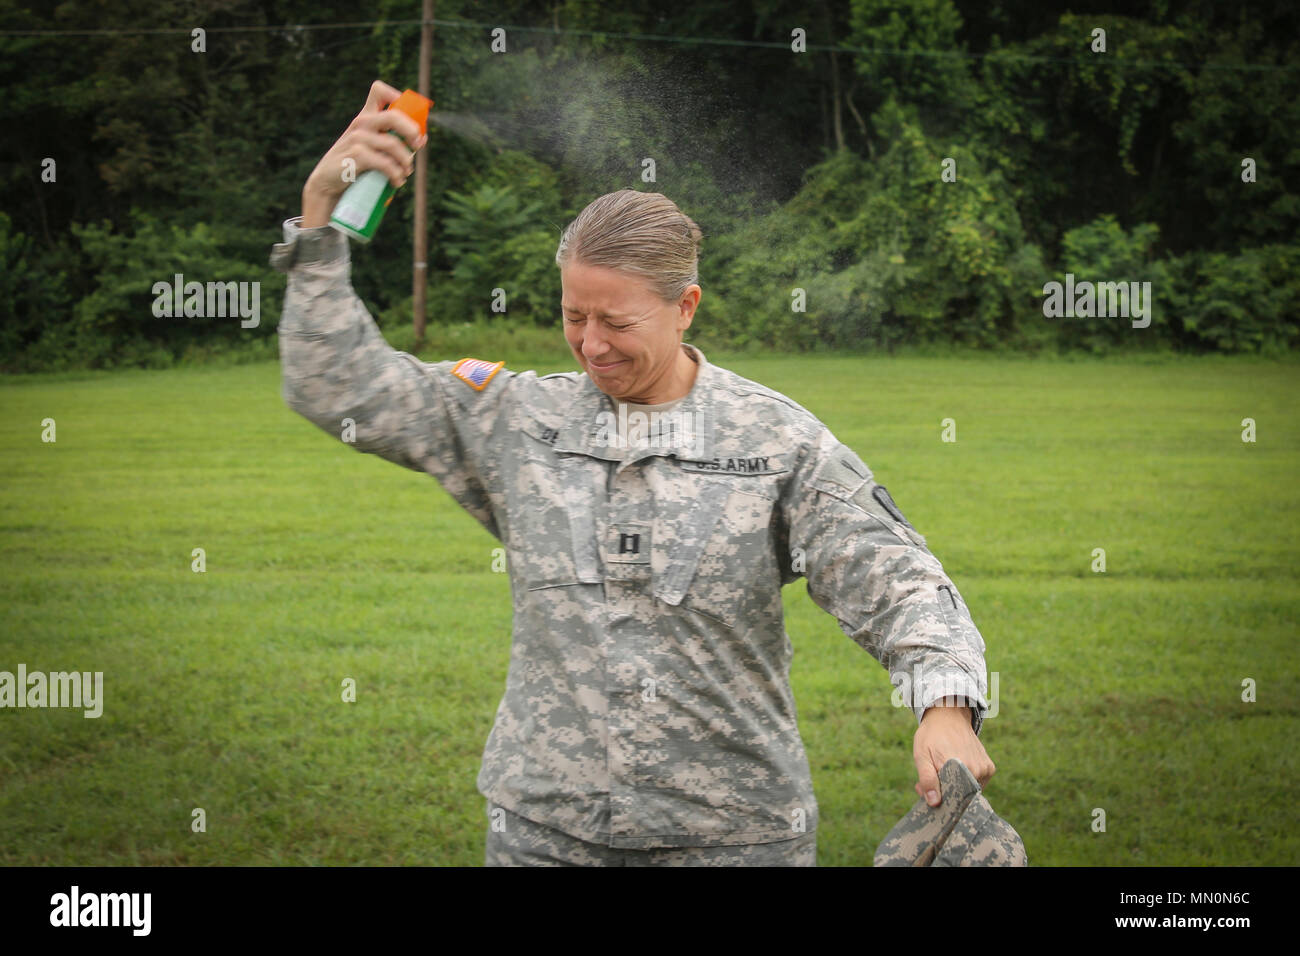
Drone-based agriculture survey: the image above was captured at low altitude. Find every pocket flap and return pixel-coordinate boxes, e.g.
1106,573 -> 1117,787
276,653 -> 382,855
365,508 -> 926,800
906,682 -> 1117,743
652,479 -> 732,607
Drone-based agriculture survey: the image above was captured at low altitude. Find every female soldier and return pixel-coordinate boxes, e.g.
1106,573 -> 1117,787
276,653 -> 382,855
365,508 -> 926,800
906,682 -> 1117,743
274,81 -> 994,866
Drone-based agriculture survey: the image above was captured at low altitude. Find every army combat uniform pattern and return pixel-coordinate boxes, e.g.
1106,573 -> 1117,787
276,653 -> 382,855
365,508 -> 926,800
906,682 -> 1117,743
874,758 -> 1027,866
271,217 -> 990,852
484,801 -> 818,866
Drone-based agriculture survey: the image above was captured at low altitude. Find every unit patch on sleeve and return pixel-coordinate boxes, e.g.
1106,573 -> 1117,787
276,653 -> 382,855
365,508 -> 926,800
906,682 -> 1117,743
450,357 -> 505,391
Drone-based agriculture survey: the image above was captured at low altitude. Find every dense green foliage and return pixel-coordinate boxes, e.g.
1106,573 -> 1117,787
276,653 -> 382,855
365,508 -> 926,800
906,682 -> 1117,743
1,0 -> 1297,369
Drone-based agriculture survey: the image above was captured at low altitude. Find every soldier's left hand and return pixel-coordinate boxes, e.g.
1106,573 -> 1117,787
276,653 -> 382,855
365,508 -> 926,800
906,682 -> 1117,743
913,696 -> 994,806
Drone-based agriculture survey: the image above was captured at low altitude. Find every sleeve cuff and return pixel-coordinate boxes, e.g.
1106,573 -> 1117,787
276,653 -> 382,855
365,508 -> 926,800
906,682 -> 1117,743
269,216 -> 349,273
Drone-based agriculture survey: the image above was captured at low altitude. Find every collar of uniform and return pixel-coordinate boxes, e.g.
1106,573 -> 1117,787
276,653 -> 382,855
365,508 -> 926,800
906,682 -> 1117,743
554,342 -> 715,462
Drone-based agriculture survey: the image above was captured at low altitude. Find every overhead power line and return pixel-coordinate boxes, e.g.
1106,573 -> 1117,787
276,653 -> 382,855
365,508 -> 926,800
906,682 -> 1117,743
0,16 -> 1293,72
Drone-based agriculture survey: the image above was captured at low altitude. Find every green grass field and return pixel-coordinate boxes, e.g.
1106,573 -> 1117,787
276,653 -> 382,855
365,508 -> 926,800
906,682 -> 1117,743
1,350 -> 1296,865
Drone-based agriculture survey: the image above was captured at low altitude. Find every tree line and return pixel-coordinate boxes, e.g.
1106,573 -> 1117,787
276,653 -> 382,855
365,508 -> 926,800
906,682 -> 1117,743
1,0 -> 1296,371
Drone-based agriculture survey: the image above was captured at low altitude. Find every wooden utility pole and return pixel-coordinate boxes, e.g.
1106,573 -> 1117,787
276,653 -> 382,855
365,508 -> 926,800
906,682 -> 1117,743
413,0 -> 434,348
829,47 -> 844,153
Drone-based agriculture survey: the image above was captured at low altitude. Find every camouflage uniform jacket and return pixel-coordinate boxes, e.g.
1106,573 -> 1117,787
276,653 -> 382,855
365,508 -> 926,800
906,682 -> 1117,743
271,217 -> 990,849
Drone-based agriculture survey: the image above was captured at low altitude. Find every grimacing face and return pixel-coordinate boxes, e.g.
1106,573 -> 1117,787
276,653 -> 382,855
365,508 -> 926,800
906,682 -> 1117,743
560,260 -> 702,405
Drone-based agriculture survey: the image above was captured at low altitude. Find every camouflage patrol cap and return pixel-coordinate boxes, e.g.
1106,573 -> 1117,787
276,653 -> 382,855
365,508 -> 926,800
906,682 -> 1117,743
874,758 -> 1027,866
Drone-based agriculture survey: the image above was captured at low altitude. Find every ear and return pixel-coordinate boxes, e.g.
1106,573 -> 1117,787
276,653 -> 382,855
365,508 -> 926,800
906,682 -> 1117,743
677,284 -> 701,332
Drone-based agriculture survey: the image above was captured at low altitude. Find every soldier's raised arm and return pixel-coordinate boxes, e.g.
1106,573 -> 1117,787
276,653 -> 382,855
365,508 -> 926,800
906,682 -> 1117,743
272,80 -> 513,538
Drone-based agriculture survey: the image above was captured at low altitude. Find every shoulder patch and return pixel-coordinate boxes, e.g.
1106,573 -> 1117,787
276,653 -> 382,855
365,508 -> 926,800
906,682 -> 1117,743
450,357 -> 505,391
849,482 -> 928,549
869,484 -> 914,532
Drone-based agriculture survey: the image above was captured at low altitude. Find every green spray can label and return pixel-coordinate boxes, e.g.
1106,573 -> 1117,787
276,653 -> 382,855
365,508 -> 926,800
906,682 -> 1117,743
330,89 -> 432,242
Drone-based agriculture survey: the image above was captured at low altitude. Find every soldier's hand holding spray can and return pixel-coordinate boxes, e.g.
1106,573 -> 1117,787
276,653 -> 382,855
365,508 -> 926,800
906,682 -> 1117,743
301,80 -> 432,235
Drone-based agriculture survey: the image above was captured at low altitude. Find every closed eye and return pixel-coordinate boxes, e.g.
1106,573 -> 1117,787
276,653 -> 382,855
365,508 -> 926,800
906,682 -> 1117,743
564,313 -> 630,331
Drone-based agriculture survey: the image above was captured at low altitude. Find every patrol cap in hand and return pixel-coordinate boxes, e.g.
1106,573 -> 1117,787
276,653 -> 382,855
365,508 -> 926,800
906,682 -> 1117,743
874,757 -> 1027,866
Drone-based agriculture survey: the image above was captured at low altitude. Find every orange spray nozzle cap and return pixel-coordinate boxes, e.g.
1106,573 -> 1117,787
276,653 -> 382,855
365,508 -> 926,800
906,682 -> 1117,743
389,89 -> 433,136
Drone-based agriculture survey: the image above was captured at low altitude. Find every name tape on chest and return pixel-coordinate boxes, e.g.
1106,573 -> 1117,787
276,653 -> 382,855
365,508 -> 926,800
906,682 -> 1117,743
450,357 -> 505,391
678,455 -> 785,475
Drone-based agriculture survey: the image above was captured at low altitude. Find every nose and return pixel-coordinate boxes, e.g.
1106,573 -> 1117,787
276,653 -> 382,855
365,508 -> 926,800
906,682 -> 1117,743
579,320 -> 611,361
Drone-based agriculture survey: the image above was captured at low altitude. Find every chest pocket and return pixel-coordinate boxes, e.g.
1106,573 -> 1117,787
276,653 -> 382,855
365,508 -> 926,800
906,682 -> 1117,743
508,441 -> 605,589
651,462 -> 789,628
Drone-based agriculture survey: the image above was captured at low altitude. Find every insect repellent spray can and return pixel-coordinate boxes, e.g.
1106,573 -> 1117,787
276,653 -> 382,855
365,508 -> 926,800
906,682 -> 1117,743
329,89 -> 433,242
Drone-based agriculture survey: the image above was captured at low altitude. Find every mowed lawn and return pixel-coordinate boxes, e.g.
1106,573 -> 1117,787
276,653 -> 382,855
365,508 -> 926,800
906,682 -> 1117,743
0,351 -> 1296,866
